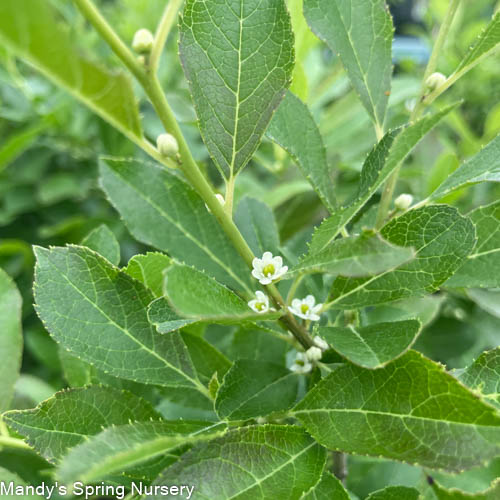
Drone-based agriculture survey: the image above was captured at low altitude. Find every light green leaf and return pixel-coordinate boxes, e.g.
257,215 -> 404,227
328,206 -> 476,309
458,348 -> 500,409
294,350 -> 500,471
215,360 -> 298,421
0,467 -> 43,499
467,289 -> 500,318
301,472 -> 349,499
0,268 -> 22,413
81,224 -> 120,266
57,421 -> 225,484
446,201 -> 500,288
366,486 -> 420,500
124,252 -> 172,298
0,0 -> 142,142
303,0 -> 393,127
3,386 -> 160,463
235,197 -> 281,256
33,245 -> 207,395
100,158 -> 252,292
310,105 -> 455,253
267,91 -> 335,211
430,478 -> 500,500
179,0 -> 294,178
151,425 -> 326,499
429,135 -> 500,201
292,232 -> 415,277
148,298 -> 198,334
318,319 -> 422,369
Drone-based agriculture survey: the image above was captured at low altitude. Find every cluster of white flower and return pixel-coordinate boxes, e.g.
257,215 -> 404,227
290,336 -> 330,374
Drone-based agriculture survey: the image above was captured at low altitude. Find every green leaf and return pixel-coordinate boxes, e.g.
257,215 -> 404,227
81,224 -> 120,266
366,486 -> 420,500
267,91 -> 335,211
179,0 -> 294,178
33,245 -> 207,395
429,135 -> 500,201
0,268 -> 22,413
458,348 -> 500,410
100,158 -> 252,292
235,197 -> 281,256
215,360 -> 298,421
0,0 -> 142,142
148,298 -> 198,334
430,478 -> 500,500
0,467 -> 44,499
301,472 -> 349,499
124,252 -> 172,298
303,0 -> 393,127
3,386 -> 160,463
328,206 -> 476,309
57,421 -> 225,484
318,319 -> 422,369
291,232 -> 415,277
446,201 -> 500,288
228,327 -> 289,364
310,105 -> 456,253
294,350 -> 500,471
152,425 -> 326,499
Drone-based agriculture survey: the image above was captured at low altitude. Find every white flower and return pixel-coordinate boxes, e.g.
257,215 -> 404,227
394,193 -> 413,210
426,72 -> 447,90
306,346 -> 323,361
132,29 -> 154,54
290,352 -> 312,374
252,252 -> 288,285
248,291 -> 272,314
157,133 -> 179,158
289,295 -> 322,321
313,336 -> 329,351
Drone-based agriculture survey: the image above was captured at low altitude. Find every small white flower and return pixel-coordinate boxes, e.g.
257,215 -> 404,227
290,352 -> 312,374
306,346 -> 323,361
394,193 -> 413,211
252,251 -> 288,285
426,72 -> 447,90
132,29 -> 154,54
289,295 -> 322,321
248,291 -> 272,314
313,336 -> 329,351
157,133 -> 179,158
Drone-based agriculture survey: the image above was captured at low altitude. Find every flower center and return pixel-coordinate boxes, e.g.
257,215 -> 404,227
301,304 -> 310,314
296,359 -> 305,367
262,264 -> 275,277
255,301 -> 265,311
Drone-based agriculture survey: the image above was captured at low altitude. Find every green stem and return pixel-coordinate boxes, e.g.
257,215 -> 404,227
286,274 -> 304,305
375,0 -> 460,229
0,435 -> 31,451
150,0 -> 184,74
332,451 -> 348,484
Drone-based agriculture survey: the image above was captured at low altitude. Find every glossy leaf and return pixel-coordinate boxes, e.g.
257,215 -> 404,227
179,0 -> 294,177
81,224 -> 120,266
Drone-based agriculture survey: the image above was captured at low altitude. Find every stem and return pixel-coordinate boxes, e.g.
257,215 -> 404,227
73,0 -> 314,350
375,0 -> 460,229
332,452 -> 348,484
0,435 -> 31,451
286,274 -> 304,305
150,0 -> 184,74
225,174 -> 235,217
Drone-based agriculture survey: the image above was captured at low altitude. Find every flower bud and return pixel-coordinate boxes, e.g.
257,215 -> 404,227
306,346 -> 323,362
394,193 -> 413,211
157,133 -> 179,158
426,72 -> 447,90
132,29 -> 154,54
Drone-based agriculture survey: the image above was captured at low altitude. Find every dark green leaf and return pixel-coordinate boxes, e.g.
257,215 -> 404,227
301,472 -> 349,499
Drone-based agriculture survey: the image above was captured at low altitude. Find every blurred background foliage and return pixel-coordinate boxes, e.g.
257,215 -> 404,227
0,0 -> 499,495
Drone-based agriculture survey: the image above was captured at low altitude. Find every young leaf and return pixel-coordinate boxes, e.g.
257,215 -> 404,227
100,158 -> 252,292
301,472 -> 349,499
179,0 -> 294,178
81,224 -> 120,266
328,206 -> 475,309
152,425 -> 326,499
124,252 -> 172,298
267,91 -> 336,211
215,360 -> 299,421
303,0 -> 393,128
291,232 -> 415,278
428,134 -> 500,201
0,268 -> 22,413
3,386 -> 160,463
458,348 -> 500,409
235,197 -> 281,257
0,0 -> 142,142
294,350 -> 500,471
318,319 -> 422,369
446,201 -> 500,288
33,245 -> 207,395
57,421 -> 225,484
366,486 -> 420,500
310,105 -> 456,253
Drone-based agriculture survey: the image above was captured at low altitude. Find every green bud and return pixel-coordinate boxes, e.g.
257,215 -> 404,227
132,29 -> 154,54
156,133 -> 179,158
426,72 -> 447,90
